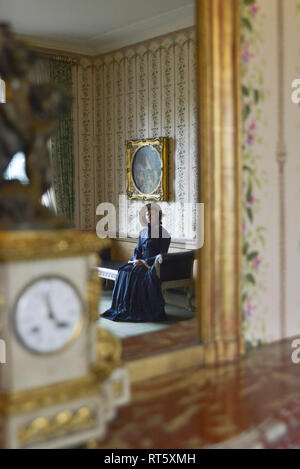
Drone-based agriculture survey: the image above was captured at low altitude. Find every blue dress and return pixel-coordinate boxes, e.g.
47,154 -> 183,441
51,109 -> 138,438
102,224 -> 171,322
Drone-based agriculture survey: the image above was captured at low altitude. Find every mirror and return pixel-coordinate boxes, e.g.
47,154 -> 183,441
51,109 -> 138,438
93,20 -> 200,375
4,0 -> 243,380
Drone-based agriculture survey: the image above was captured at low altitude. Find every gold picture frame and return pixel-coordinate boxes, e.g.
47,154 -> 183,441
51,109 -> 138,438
126,137 -> 168,201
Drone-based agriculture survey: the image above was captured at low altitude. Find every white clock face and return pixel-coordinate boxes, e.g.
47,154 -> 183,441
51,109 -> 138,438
14,277 -> 83,354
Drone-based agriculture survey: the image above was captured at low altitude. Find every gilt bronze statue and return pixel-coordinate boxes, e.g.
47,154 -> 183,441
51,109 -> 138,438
0,24 -> 71,230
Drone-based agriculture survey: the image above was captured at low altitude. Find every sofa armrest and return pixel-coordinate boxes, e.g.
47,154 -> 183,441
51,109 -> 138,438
153,254 -> 163,278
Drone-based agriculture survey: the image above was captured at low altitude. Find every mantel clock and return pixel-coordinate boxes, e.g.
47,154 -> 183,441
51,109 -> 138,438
0,231 -> 130,449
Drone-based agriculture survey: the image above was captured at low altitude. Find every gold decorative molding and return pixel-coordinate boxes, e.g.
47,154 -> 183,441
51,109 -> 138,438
18,406 -> 97,446
92,328 -> 123,377
0,230 -> 110,262
0,328 -> 122,416
196,0 -> 244,363
126,344 -> 204,383
18,406 -> 96,447
87,266 -> 102,323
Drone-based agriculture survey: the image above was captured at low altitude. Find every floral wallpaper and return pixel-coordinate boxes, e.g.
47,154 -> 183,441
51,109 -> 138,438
73,58 -> 95,230
49,59 -> 75,225
241,0 -> 300,346
241,0 -> 269,347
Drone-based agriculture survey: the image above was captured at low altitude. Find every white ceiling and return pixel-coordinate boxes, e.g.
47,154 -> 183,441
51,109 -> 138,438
0,0 -> 195,55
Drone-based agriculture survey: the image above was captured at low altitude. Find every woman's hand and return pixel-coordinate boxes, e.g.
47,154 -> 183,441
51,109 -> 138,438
133,259 -> 144,266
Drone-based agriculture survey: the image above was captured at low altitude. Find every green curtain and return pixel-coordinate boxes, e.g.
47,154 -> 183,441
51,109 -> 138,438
49,59 -> 75,226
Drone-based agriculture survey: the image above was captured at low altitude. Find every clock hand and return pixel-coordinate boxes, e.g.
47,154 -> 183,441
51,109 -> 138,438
44,292 -> 55,319
56,321 -> 70,328
44,291 -> 56,321
30,326 -> 40,334
45,290 -> 69,328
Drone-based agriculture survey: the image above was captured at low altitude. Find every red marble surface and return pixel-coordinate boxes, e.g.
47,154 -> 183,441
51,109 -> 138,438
122,318 -> 199,362
99,337 -> 300,449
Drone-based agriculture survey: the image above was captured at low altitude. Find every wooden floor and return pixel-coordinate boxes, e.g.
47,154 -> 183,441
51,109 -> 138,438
98,337 -> 300,449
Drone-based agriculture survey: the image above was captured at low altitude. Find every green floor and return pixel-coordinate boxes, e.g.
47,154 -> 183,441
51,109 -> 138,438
97,289 -> 194,339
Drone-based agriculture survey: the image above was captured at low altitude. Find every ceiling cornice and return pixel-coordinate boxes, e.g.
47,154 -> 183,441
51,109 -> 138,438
16,34 -> 95,56
91,3 -> 195,55
15,3 -> 195,57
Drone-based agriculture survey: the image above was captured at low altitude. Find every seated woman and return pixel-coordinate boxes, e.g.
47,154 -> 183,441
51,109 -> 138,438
102,203 -> 171,322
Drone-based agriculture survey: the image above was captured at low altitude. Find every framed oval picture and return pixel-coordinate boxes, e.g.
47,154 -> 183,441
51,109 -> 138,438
126,137 -> 169,201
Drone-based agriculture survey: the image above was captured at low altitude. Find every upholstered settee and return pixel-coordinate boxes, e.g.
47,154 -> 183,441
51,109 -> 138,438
96,248 -> 196,310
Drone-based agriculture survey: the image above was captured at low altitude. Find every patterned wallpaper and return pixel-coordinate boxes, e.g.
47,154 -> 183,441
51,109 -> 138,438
241,0 -> 300,347
73,57 -> 95,231
92,28 -> 198,239
241,0 -> 270,346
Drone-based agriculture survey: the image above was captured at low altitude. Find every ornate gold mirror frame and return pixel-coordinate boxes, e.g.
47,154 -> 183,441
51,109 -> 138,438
196,0 -> 244,364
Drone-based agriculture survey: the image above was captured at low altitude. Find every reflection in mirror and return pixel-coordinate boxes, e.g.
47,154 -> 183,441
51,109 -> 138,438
11,1 -> 199,373
94,22 -> 199,371
98,202 -> 198,368
92,14 -> 199,371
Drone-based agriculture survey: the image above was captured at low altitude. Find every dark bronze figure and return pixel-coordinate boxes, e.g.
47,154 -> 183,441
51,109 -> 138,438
0,24 -> 71,230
